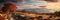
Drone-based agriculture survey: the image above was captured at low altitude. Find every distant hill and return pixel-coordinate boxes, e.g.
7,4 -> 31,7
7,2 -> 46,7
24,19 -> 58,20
17,8 -> 51,13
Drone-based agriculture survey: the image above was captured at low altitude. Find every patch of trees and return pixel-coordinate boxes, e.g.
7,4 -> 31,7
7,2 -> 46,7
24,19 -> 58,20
54,11 -> 60,17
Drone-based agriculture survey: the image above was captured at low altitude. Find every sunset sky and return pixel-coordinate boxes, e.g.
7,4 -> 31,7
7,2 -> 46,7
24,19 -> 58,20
16,0 -> 60,11
0,0 -> 60,13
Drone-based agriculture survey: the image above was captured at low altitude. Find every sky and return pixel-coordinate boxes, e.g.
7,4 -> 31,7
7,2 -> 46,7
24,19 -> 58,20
0,0 -> 60,13
16,0 -> 60,11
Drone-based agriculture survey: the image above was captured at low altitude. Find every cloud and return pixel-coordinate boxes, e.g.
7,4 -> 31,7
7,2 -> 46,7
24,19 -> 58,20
16,0 -> 60,12
46,3 -> 60,10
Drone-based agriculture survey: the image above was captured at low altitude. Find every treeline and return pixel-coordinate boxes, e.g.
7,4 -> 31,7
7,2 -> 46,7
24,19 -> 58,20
54,11 -> 60,17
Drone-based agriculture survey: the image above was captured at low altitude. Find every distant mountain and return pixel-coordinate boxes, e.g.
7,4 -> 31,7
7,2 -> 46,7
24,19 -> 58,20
17,8 -> 51,13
